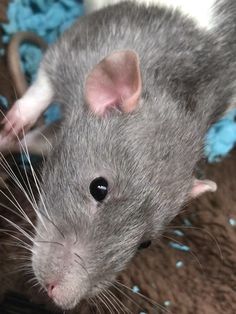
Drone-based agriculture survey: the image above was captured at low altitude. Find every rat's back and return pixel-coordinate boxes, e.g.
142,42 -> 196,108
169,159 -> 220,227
43,0 -> 236,128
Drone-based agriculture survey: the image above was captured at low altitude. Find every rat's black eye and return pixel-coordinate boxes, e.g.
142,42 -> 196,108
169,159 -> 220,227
90,177 -> 108,202
138,240 -> 152,250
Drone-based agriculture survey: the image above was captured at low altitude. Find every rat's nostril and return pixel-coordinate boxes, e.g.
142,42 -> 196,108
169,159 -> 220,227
47,283 -> 56,298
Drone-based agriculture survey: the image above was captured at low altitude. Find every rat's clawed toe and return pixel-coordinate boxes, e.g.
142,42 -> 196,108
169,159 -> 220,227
1,111 -> 23,140
1,100 -> 34,141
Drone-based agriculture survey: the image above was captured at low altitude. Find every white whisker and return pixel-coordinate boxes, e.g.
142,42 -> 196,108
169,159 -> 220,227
162,234 -> 204,273
115,281 -> 169,313
99,293 -> 113,314
0,214 -> 35,244
0,229 -> 32,249
21,126 -> 51,223
106,289 -> 129,313
111,283 -> 145,312
102,290 -> 117,314
0,151 -> 45,230
0,109 -> 48,230
0,202 -> 34,235
165,225 -> 223,260
0,181 -> 36,232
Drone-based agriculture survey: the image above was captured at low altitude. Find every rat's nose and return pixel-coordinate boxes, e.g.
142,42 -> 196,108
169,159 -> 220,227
47,283 -> 56,298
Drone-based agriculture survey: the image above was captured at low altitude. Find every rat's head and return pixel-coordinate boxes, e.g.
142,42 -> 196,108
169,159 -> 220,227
32,50 -> 216,309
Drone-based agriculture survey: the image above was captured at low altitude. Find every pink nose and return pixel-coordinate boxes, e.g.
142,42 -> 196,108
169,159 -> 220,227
47,283 -> 56,298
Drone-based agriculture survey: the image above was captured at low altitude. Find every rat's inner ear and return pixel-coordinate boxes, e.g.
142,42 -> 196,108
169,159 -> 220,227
190,179 -> 217,198
85,50 -> 142,115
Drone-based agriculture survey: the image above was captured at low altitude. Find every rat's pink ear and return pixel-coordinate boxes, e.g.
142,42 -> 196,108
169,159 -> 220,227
85,50 -> 142,115
190,179 -> 217,198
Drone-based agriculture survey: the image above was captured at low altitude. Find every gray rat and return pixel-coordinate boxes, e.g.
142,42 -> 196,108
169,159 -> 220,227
1,0 -> 236,310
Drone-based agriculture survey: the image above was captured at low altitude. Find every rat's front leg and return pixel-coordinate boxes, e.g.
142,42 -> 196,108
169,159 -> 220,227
1,68 -> 53,140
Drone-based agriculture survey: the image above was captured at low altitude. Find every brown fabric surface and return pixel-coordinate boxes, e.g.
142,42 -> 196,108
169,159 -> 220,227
0,0 -> 8,24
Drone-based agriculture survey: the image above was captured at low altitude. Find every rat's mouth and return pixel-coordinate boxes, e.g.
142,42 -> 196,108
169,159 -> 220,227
52,295 -> 79,310
47,283 -> 82,310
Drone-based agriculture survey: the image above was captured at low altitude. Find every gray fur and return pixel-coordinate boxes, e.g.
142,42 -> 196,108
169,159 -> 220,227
32,1 -> 236,309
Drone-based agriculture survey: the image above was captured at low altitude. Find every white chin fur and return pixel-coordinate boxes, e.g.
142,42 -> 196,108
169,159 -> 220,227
51,286 -> 81,310
53,298 -> 78,310
84,0 -> 216,30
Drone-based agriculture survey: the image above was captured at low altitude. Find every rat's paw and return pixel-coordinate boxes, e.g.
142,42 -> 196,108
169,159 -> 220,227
1,100 -> 37,140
